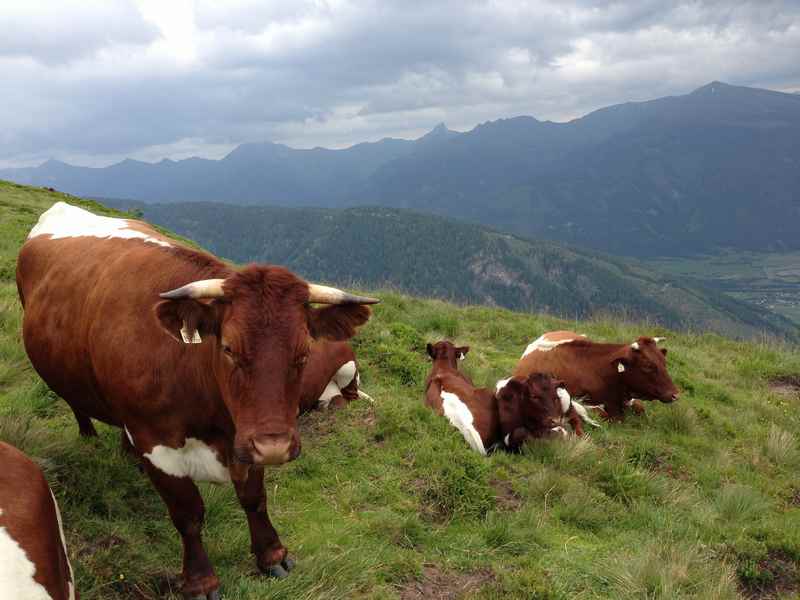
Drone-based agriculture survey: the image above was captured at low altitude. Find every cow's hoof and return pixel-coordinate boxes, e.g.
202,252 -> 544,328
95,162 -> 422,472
266,563 -> 290,578
188,592 -> 220,600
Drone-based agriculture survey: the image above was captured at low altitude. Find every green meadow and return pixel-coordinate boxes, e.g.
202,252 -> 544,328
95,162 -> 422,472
1,180 -> 800,599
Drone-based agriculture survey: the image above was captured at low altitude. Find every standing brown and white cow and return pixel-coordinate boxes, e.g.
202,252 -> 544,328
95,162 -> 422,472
299,340 -> 372,413
0,442 -> 76,600
16,202 -> 378,599
513,331 -> 679,420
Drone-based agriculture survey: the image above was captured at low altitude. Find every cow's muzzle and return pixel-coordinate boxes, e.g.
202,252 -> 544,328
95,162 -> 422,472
240,430 -> 301,466
660,392 -> 680,403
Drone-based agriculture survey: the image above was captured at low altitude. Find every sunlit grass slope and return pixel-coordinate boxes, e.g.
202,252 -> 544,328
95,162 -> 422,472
2,180 -> 800,599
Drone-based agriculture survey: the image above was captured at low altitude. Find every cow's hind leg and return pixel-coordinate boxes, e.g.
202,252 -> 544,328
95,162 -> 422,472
142,463 -> 220,599
70,406 -> 97,437
232,466 -> 294,578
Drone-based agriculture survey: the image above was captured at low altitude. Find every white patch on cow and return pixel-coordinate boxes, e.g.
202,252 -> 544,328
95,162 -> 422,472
631,342 -> 640,350
0,519 -> 53,600
495,378 -> 510,393
654,337 -> 666,344
124,426 -> 135,448
625,398 -> 635,407
180,322 -> 202,344
144,438 -> 231,484
28,202 -> 171,248
317,380 -> 341,409
617,362 -> 626,373
571,400 -> 601,428
457,352 -> 466,361
440,391 -> 486,455
333,361 -> 357,389
49,491 -> 76,600
521,333 -> 585,358
556,387 -> 572,414
551,426 -> 569,437
503,433 -> 511,446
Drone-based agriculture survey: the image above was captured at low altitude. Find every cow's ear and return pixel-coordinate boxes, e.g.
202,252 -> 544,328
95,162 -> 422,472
308,304 -> 371,341
427,343 -> 436,360
155,299 -> 219,344
661,348 -> 668,356
456,346 -> 470,360
613,357 -> 629,373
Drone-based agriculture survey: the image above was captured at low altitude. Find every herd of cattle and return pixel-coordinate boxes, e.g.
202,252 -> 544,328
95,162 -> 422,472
0,202 -> 679,599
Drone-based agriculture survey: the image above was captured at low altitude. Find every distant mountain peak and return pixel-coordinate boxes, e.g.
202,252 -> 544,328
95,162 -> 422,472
417,122 -> 458,143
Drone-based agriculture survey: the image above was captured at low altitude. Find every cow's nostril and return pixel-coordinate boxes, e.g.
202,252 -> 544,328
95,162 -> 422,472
251,433 -> 293,466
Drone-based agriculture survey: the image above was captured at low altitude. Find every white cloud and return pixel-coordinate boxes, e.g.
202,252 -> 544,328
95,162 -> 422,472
0,0 -> 798,167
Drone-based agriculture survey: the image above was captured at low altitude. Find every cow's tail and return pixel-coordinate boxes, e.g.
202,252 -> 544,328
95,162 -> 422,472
572,399 -> 601,428
358,389 -> 375,403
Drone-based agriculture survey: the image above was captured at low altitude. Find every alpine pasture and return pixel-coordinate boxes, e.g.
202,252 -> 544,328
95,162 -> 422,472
1,180 -> 799,599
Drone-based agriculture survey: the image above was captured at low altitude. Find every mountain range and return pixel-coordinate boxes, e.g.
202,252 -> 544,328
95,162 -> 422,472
4,81 -> 799,258
102,197 -> 798,341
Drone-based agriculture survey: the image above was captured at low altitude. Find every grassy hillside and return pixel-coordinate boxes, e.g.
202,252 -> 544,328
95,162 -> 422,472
102,199 -> 797,342
2,181 -> 800,599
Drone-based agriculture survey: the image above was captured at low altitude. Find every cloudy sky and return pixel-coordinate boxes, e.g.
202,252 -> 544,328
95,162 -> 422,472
1,0 -> 798,168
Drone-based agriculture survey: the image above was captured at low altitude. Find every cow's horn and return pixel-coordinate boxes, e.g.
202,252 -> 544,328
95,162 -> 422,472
160,279 -> 226,300
307,283 -> 380,305
653,336 -> 666,343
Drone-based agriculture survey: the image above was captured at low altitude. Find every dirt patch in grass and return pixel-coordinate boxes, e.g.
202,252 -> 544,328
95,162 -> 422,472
769,375 -> 800,400
790,488 -> 800,507
490,478 -> 523,511
739,550 -> 800,599
399,564 -> 494,600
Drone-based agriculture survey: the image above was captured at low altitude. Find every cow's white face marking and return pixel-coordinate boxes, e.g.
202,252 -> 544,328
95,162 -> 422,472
556,387 -> 572,414
440,390 -> 487,455
458,352 -> 466,361
49,491 -> 76,600
28,202 -> 171,248
618,363 -> 626,373
495,378 -> 510,393
144,438 -> 231,484
522,333 -> 585,358
0,517 -> 53,600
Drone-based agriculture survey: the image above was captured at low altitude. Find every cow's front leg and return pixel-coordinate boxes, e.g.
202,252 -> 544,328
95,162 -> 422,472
142,463 -> 220,599
565,406 -> 584,436
232,466 -> 294,578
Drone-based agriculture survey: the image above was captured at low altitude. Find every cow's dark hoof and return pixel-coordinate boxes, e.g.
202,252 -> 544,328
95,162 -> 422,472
281,556 -> 295,572
188,591 -> 220,600
266,563 -> 290,578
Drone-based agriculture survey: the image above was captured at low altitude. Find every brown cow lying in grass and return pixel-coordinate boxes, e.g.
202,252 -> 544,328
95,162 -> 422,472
514,331 -> 679,420
299,340 -> 373,413
424,341 -> 578,454
0,442 -> 76,600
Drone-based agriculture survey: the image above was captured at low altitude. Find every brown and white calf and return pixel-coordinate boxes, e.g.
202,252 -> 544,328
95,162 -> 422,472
424,341 -> 500,455
17,202 -> 377,598
0,442 -> 76,600
495,373 -> 575,450
513,331 -> 679,420
299,341 -> 372,413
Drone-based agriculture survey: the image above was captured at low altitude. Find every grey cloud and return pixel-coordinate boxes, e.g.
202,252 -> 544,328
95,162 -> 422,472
0,0 -> 799,167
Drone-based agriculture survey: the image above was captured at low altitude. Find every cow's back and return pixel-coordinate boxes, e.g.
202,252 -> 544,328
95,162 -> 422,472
513,331 -> 598,397
0,442 -> 75,600
17,203 -> 226,425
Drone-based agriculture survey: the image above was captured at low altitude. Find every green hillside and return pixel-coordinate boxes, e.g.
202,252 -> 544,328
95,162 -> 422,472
104,199 -> 797,342
2,181 -> 800,599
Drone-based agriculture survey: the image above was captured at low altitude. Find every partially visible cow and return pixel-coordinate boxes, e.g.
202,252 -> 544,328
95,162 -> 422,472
513,331 -> 679,420
17,202 -> 378,598
494,373 -> 573,450
299,340 -> 372,413
424,341 -> 499,455
0,442 -> 76,600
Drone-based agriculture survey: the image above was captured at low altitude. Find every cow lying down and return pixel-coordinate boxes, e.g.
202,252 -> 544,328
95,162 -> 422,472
514,331 -> 679,420
424,341 -> 598,455
0,442 -> 76,600
299,340 -> 374,414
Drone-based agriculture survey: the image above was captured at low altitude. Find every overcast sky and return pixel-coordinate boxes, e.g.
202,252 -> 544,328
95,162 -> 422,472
1,0 -> 798,168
